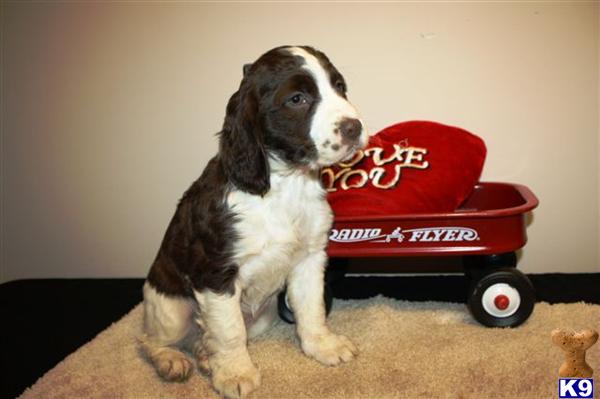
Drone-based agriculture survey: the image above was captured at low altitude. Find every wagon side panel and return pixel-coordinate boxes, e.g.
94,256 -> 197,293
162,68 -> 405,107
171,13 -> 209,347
327,215 -> 529,258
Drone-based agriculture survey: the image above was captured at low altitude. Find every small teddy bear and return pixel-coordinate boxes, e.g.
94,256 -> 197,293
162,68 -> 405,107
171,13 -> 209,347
551,329 -> 598,378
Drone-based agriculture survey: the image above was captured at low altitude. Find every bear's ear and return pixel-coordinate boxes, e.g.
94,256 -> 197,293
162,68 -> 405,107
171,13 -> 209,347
243,63 -> 253,77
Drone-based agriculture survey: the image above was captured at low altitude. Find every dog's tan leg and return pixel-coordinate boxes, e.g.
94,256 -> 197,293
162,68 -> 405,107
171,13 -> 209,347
195,282 -> 261,399
287,250 -> 358,366
140,283 -> 196,381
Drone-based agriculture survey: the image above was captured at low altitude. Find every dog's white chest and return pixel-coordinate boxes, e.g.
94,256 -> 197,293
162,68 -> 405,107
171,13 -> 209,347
227,171 -> 332,313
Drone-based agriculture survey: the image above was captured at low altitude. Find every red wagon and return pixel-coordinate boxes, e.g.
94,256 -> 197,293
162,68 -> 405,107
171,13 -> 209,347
279,182 -> 539,328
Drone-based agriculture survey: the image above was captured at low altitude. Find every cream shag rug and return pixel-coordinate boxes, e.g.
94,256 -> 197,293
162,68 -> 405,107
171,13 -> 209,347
19,297 -> 600,399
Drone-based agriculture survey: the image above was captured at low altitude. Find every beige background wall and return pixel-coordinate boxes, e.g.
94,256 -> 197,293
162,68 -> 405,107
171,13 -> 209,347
1,2 -> 598,282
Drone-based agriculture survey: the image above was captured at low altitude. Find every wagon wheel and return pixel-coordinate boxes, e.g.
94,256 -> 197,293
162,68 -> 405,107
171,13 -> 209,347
277,284 -> 334,324
467,267 -> 535,328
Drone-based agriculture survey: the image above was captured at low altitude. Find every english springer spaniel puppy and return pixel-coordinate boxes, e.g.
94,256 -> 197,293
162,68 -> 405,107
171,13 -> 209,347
141,45 -> 368,398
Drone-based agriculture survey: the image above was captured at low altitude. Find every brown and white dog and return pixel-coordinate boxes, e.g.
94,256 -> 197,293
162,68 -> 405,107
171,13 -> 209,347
141,46 -> 368,398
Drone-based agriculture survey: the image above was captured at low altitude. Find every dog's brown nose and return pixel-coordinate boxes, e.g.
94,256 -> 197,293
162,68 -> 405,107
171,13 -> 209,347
339,118 -> 362,142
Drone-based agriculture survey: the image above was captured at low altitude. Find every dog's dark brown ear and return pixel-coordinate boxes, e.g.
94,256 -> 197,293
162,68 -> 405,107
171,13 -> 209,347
219,82 -> 270,196
243,63 -> 252,76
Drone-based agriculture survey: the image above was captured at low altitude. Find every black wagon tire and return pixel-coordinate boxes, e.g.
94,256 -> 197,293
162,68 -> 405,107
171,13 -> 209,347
278,284 -> 334,324
467,267 -> 535,328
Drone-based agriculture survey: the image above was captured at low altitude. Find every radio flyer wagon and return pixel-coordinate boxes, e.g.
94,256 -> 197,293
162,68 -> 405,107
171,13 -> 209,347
278,182 -> 539,328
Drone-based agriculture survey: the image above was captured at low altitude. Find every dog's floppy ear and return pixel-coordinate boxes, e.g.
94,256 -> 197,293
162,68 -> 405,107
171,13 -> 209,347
219,81 -> 270,196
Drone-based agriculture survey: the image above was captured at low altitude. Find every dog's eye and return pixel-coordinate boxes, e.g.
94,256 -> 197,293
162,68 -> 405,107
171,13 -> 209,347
335,80 -> 347,93
286,93 -> 308,107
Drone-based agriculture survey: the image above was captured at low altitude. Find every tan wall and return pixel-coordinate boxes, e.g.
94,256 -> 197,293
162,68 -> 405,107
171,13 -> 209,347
1,2 -> 598,282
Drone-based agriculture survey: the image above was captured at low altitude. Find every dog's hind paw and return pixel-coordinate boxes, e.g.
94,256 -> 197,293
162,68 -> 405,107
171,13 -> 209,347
153,348 -> 194,382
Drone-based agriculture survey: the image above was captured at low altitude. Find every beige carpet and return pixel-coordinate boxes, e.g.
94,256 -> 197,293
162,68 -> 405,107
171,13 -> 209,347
20,297 -> 600,399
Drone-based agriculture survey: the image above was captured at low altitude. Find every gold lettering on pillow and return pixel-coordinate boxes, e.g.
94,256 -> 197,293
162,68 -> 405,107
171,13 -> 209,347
340,169 -> 369,190
321,144 -> 429,192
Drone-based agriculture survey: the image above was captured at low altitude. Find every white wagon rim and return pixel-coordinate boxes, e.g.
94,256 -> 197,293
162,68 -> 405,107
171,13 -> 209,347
481,283 -> 521,318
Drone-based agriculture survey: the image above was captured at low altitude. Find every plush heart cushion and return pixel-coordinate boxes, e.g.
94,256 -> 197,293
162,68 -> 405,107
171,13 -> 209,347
321,121 -> 486,216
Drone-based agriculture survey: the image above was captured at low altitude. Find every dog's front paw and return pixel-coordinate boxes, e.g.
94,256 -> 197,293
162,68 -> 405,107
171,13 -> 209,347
301,332 -> 358,366
153,348 -> 194,382
211,356 -> 261,399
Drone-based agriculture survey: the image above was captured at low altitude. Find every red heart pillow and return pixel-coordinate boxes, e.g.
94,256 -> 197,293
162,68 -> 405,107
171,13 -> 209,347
322,121 -> 486,216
